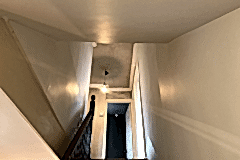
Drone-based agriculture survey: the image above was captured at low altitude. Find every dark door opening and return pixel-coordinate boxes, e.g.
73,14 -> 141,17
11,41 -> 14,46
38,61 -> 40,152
106,103 -> 129,159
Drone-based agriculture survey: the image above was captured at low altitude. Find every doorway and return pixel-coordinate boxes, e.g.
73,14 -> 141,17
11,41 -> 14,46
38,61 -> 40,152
105,103 -> 129,159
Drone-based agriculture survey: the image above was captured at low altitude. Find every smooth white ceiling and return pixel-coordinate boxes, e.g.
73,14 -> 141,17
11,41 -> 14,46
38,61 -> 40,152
0,0 -> 239,43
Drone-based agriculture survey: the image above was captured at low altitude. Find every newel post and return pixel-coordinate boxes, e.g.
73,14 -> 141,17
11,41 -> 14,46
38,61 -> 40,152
90,95 -> 95,115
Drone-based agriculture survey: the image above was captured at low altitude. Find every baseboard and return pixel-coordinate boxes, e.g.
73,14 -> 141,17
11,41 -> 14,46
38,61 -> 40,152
152,107 -> 240,156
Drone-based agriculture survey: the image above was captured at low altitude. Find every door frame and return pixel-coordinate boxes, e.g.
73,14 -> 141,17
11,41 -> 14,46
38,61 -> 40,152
105,99 -> 133,158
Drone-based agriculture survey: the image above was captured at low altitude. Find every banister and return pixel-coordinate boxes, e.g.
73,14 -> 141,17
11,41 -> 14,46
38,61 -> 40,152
61,95 -> 95,160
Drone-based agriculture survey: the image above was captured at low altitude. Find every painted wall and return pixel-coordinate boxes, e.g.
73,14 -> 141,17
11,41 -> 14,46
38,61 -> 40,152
88,88 -> 107,159
0,89 -> 59,160
154,8 -> 240,159
88,8 -> 240,159
8,21 -> 94,156
106,91 -> 131,99
133,43 -> 159,159
0,18 -> 66,156
9,21 -> 80,138
126,106 -> 133,159
132,64 -> 146,158
69,42 -> 93,118
9,22 -> 94,139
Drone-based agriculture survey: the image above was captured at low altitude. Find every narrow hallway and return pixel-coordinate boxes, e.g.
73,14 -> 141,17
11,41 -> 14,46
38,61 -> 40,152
106,103 -> 129,159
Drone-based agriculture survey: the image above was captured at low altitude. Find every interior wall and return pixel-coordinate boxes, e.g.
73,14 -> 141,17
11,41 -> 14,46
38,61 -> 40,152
126,106 -> 133,159
155,8 -> 240,159
0,89 -> 59,160
133,43 -> 159,159
88,88 -> 107,159
9,21 -> 83,139
69,42 -> 93,118
106,91 -> 131,99
133,64 -> 146,159
0,18 -> 66,157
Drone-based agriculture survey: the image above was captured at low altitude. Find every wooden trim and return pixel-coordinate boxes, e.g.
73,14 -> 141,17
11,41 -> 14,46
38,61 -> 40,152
106,99 -> 132,103
108,88 -> 131,92
90,84 -> 131,92
90,84 -> 103,88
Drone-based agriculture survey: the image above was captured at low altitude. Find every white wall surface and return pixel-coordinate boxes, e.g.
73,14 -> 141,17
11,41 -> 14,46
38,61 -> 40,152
133,43 -> 159,159
126,106 -> 133,159
154,8 -> 240,160
88,89 -> 107,159
0,88 -> 59,160
9,21 -> 91,139
132,64 -> 146,158
69,42 -> 93,118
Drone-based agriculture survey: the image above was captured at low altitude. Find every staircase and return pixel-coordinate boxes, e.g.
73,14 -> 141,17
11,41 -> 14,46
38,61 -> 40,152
69,117 -> 93,159
61,95 -> 95,160
61,95 -> 147,160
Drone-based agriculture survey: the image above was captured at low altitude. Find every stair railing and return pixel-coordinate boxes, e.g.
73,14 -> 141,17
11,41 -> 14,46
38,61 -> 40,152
61,95 -> 95,160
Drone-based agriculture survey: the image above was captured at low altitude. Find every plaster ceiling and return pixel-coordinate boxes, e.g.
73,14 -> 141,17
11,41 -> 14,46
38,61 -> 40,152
1,1 -> 239,90
0,0 -> 239,43
91,43 -> 133,88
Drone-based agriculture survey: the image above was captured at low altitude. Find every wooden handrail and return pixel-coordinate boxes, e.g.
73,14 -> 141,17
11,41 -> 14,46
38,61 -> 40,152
61,111 -> 93,160
61,95 -> 95,160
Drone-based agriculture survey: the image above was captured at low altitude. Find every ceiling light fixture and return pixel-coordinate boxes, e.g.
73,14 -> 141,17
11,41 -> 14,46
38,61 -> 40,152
101,69 -> 109,93
101,83 -> 108,93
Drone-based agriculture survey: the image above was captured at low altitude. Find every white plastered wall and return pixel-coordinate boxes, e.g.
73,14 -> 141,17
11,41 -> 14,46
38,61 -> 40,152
0,89 -> 59,160
69,42 -> 93,118
88,89 -> 107,159
126,105 -> 133,159
9,21 -> 93,139
132,43 -> 158,159
136,8 -> 240,160
131,63 -> 146,159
